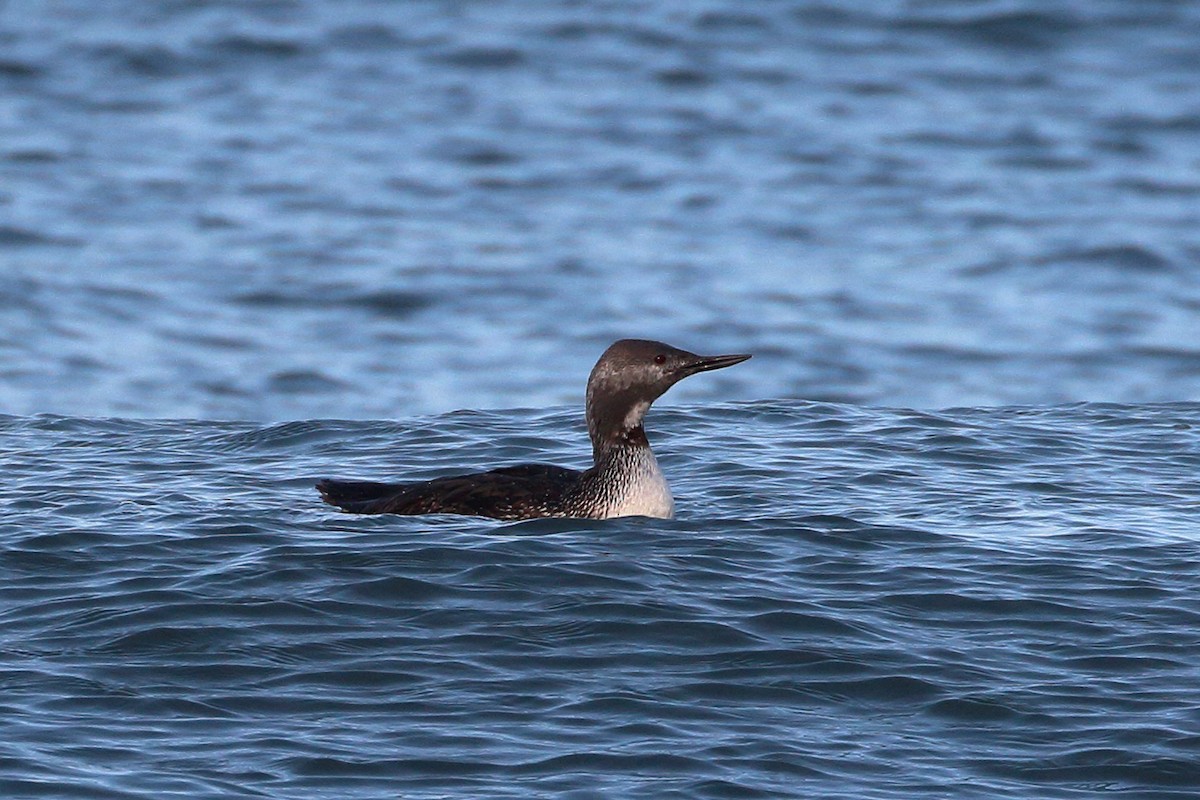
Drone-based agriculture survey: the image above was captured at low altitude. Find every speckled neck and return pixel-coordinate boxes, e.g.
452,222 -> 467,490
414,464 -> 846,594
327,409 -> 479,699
570,437 -> 674,519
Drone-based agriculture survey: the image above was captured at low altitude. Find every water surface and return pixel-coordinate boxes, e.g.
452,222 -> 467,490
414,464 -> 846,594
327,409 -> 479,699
3,403 -> 1199,798
2,1 -> 1200,797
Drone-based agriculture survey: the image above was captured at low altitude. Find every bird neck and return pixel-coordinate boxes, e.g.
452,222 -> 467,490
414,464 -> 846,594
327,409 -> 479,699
586,385 -> 655,462
592,423 -> 650,464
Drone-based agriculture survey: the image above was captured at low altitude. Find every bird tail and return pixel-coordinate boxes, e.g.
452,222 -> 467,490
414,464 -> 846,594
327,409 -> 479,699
315,479 -> 400,514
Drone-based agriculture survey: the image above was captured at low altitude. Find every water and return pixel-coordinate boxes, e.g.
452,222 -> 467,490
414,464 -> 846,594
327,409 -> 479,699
4,405 -> 1200,798
3,0 -> 1200,418
3,0 -> 1200,797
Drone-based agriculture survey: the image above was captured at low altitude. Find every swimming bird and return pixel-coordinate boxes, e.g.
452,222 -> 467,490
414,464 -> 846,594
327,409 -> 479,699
315,339 -> 751,520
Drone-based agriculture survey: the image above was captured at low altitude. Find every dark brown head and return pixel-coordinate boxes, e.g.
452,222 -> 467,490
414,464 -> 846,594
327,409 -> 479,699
585,339 -> 751,457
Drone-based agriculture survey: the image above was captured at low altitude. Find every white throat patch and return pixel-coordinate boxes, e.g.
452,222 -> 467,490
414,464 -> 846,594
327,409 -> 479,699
622,400 -> 651,432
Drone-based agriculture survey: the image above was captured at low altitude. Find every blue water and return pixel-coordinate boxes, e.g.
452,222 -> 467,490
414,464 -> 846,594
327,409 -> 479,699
4,405 -> 1200,798
3,1 -> 1200,798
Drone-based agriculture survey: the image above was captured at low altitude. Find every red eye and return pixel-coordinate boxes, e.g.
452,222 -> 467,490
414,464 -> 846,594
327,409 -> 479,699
654,354 -> 666,365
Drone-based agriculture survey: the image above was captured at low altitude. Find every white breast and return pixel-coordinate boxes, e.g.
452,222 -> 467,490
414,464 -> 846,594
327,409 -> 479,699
603,449 -> 674,519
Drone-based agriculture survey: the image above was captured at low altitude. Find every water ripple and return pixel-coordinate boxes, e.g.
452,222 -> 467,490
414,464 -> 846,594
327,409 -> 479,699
3,402 -> 1199,797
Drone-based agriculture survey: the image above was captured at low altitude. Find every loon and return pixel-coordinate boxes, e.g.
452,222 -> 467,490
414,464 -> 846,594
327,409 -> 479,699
315,339 -> 751,520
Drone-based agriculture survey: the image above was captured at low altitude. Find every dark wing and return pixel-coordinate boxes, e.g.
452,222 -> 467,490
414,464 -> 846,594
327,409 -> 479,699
316,464 -> 583,520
